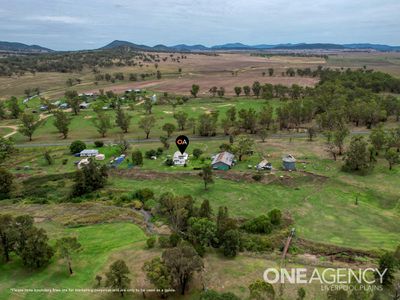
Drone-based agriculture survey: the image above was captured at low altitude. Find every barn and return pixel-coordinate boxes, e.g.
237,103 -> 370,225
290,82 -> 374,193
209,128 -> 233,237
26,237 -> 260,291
211,152 -> 235,170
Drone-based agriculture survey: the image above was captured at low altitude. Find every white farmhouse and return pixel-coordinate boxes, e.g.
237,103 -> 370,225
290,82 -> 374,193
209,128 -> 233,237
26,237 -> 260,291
173,151 -> 188,166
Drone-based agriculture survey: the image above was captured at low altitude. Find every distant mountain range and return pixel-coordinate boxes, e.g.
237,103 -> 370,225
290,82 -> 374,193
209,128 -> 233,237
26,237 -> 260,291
0,41 -> 53,53
1,40 -> 400,53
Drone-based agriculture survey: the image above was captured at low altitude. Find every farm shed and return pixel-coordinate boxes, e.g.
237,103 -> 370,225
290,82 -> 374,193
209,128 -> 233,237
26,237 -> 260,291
282,154 -> 296,171
80,149 -> 99,157
211,152 -> 235,170
173,151 -> 188,166
256,160 -> 272,171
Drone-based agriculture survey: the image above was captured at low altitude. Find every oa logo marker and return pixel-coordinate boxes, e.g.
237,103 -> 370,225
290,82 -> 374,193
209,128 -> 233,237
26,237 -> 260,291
175,135 -> 189,154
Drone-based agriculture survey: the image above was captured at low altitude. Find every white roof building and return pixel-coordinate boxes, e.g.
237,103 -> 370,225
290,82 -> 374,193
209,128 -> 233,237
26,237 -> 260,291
173,151 -> 188,166
80,149 -> 99,157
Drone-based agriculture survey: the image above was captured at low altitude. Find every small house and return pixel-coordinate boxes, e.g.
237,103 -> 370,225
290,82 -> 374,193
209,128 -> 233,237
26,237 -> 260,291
256,160 -> 272,171
211,152 -> 235,170
173,151 -> 188,166
282,154 -> 296,171
80,149 -> 99,157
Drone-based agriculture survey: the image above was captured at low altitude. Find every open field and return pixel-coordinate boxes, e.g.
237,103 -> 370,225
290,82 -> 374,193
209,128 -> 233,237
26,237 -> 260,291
2,51 -> 400,100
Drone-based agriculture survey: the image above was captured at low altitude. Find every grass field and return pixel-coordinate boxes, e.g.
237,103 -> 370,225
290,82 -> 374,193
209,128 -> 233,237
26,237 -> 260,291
0,223 -> 147,300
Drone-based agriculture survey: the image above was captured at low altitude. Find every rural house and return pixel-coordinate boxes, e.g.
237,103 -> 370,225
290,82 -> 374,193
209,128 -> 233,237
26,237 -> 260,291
173,151 -> 188,166
80,149 -> 99,157
282,154 -> 296,171
211,151 -> 235,170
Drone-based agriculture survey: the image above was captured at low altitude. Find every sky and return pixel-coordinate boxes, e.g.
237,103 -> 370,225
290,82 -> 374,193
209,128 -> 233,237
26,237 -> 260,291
0,0 -> 399,50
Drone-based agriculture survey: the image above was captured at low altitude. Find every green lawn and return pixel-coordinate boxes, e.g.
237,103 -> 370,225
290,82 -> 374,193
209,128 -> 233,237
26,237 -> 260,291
0,223 -> 147,300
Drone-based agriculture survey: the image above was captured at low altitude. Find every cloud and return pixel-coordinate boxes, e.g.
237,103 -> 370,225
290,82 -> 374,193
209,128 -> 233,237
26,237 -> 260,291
26,15 -> 87,24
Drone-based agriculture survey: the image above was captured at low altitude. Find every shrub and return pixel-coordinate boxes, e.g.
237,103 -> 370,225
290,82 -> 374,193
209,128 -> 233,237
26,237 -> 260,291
145,149 -> 157,159
268,209 -> 282,226
242,215 -> 272,234
156,147 -> 164,156
169,233 -> 181,247
70,140 -> 86,154
43,151 -> 53,165
0,168 -> 14,199
131,150 -> 143,166
94,140 -> 104,147
132,200 -> 143,210
193,148 -> 203,159
62,158 -> 68,165
132,188 -> 154,201
158,236 -> 171,248
146,236 -> 156,248
165,158 -> 174,166
143,199 -> 157,211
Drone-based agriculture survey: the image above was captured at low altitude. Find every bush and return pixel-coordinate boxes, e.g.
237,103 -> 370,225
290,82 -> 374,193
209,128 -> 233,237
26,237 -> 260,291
143,199 -> 157,211
193,148 -> 203,159
242,215 -> 272,234
0,168 -> 13,199
132,200 -> 143,210
131,150 -> 143,166
158,236 -> 171,248
268,209 -> 282,226
94,140 -> 104,147
169,233 -> 181,247
242,235 -> 273,252
145,149 -> 157,159
156,147 -> 164,156
146,236 -> 156,249
165,158 -> 174,166
70,140 -> 86,154
132,188 -> 154,201
62,158 -> 68,165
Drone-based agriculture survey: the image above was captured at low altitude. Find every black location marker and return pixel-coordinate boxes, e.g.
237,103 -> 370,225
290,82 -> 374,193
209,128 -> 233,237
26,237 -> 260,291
175,135 -> 189,154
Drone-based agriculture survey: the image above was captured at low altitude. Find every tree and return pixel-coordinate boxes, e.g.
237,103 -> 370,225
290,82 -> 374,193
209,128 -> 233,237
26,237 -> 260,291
343,136 -> 372,173
248,279 -> 275,300
13,215 -> 34,264
139,116 -> 156,139
376,252 -> 395,287
209,86 -> 218,97
18,226 -> 54,268
65,90 -> 80,115
232,135 -> 254,161
0,102 -> 6,119
221,229 -> 241,258
0,168 -> 13,199
53,110 -> 71,139
234,86 -> 242,96
268,68 -> 274,76
160,136 -> 170,149
198,113 -> 218,136
8,97 -> 22,119
192,148 -> 203,159
243,86 -> 251,96
252,81 -> 261,98
217,87 -> 225,98
105,260 -> 131,297
143,257 -> 172,298
131,150 -> 143,166
369,125 -> 387,154
0,138 -> 15,164
0,214 -> 16,262
190,84 -> 200,98
55,237 -> 82,275
70,140 -> 86,154
156,70 -> 162,79
201,165 -> 214,190
93,113 -> 112,137
144,98 -> 153,114
162,123 -> 176,137
199,199 -> 212,219
71,160 -> 108,197
385,148 -> 400,170
258,129 -> 269,143
162,244 -> 203,295
307,126 -> 317,141
18,113 -> 41,141
173,111 -> 188,130
115,107 -> 131,133
188,217 -> 218,250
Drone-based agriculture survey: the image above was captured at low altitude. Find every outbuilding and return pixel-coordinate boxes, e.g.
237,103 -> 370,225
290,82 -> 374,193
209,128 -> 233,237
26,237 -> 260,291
256,159 -> 272,171
211,152 -> 235,170
282,154 -> 296,171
